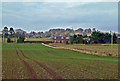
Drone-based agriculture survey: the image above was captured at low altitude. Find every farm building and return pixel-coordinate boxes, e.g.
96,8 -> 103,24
53,36 -> 70,44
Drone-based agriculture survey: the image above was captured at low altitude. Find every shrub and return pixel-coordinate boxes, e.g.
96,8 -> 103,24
7,38 -> 11,43
17,37 -> 25,43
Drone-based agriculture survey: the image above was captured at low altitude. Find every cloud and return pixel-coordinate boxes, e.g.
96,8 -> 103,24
1,0 -> 120,2
0,3 -> 2,30
21,2 -> 38,6
2,2 -> 118,32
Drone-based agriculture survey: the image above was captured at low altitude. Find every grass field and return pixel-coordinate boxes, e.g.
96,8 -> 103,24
24,38 -> 52,42
50,43 -> 118,57
2,43 -> 118,79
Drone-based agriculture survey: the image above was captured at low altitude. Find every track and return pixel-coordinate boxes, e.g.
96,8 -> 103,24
17,45 -> 62,79
14,45 -> 37,79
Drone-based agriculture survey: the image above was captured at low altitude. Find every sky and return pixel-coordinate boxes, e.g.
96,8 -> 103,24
2,2 -> 118,33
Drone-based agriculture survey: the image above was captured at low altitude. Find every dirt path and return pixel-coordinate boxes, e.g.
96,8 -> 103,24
14,45 -> 37,79
42,43 -> 62,49
17,45 -> 62,79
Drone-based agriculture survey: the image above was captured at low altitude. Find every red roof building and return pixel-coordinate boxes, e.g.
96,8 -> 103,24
53,36 -> 70,44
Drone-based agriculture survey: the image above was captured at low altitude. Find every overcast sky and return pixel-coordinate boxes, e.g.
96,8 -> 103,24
2,2 -> 118,33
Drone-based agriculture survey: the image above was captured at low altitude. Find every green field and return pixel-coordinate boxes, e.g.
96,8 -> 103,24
2,43 -> 118,79
50,43 -> 118,57
25,38 -> 52,42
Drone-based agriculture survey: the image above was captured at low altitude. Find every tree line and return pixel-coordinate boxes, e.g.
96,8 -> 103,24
70,31 -> 118,44
2,27 -> 25,43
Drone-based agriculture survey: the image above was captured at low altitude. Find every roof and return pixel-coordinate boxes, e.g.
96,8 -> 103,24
53,36 -> 65,39
117,33 -> 120,38
53,36 -> 70,39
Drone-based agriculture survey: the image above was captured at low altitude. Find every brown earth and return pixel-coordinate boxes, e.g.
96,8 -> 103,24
14,45 -> 37,79
17,45 -> 62,79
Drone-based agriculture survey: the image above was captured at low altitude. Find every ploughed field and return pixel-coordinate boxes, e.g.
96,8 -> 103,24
2,43 -> 118,79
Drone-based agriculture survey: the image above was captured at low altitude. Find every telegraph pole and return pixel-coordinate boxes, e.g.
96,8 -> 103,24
0,31 -> 2,43
110,31 -> 113,49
